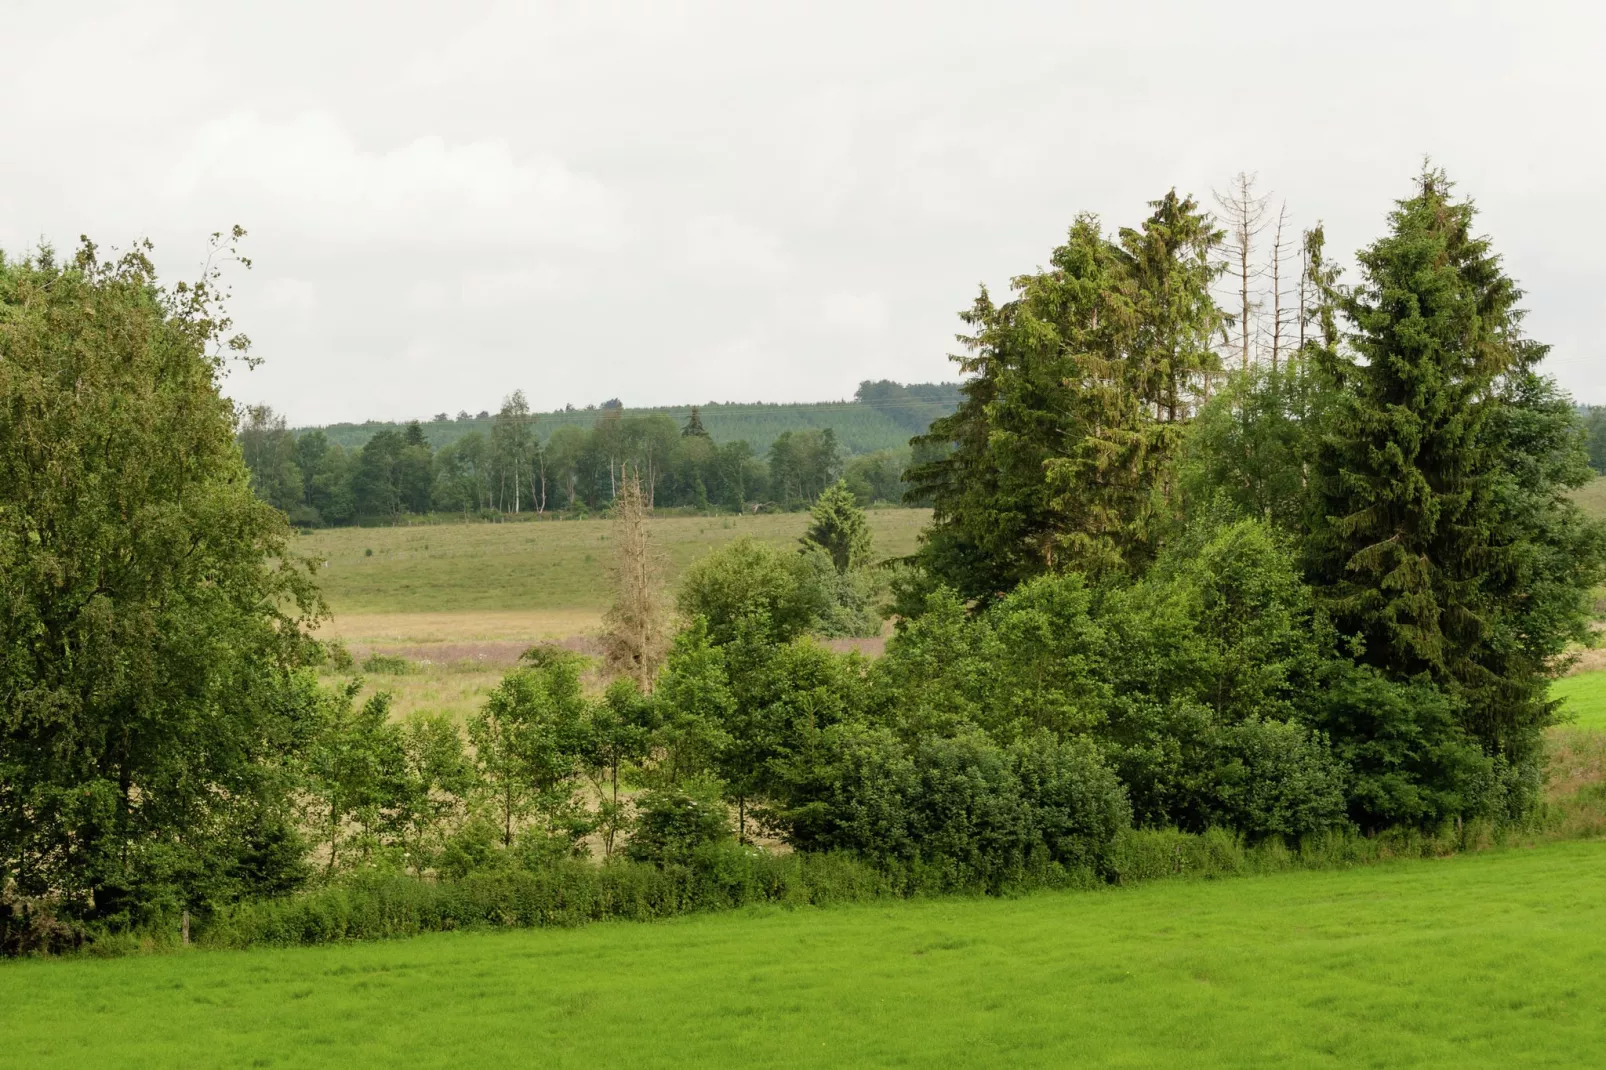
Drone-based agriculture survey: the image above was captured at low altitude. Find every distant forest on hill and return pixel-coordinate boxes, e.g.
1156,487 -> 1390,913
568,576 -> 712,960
240,380 -> 959,526
306,380 -> 963,457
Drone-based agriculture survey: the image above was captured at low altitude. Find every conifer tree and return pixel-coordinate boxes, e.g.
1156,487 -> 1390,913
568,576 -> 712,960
909,192 -> 1224,599
906,219 -> 1113,598
1308,168 -> 1605,762
800,479 -> 873,572
1044,190 -> 1224,573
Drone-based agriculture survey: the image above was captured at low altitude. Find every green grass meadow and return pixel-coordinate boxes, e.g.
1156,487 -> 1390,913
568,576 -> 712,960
1554,670 -> 1606,730
300,508 -> 929,616
5,841 -> 1605,1068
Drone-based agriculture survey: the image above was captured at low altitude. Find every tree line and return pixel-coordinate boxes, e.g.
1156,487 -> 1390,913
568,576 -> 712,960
4,169 -> 1604,953
240,393 -> 931,525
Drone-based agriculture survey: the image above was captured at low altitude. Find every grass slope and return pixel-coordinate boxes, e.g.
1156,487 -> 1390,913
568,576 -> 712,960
4,841 -> 1605,1068
300,508 -> 929,617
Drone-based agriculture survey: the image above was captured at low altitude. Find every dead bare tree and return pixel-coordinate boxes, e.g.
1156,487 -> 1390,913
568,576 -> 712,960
601,467 -> 670,691
1213,172 -> 1271,372
1263,202 -> 1297,371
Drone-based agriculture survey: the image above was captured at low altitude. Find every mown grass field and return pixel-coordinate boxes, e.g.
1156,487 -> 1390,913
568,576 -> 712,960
4,841 -> 1604,1068
1572,474 -> 1606,522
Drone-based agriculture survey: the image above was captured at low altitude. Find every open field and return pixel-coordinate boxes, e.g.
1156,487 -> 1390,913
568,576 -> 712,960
303,509 -> 923,720
5,841 -> 1605,1068
303,509 -> 927,655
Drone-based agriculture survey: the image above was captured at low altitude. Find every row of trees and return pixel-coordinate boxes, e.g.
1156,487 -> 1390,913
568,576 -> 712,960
1582,406 -> 1606,473
241,398 -> 924,525
314,379 -> 963,458
907,168 -> 1603,811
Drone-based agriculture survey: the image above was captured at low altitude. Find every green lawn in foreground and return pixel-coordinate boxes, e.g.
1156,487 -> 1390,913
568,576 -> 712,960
1554,670 -> 1606,730
297,508 -> 930,615
5,841 -> 1605,1069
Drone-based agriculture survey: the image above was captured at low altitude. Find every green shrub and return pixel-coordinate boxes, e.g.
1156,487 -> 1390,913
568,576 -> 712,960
626,778 -> 732,865
1208,719 -> 1349,840
773,727 -> 1132,890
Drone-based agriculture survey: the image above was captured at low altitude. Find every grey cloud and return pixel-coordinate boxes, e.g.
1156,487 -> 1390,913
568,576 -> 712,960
3,0 -> 1602,425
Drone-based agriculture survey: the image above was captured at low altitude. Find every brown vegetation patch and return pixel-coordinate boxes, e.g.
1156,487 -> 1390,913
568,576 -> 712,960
1544,727 -> 1606,840
1566,645 -> 1606,677
821,636 -> 887,658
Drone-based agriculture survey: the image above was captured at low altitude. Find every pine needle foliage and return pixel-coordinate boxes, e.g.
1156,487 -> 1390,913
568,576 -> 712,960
1307,168 -> 1606,763
800,480 -> 874,572
908,192 -> 1225,599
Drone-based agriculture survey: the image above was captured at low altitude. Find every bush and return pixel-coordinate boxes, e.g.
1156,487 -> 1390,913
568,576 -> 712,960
1010,732 -> 1133,873
626,778 -> 732,865
677,538 -> 819,645
324,640 -> 356,673
774,727 -> 1131,890
1307,664 -> 1503,831
361,653 -> 413,675
1208,719 -> 1349,840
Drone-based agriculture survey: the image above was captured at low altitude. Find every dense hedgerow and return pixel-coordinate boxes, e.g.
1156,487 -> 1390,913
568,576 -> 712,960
98,821 -> 1525,955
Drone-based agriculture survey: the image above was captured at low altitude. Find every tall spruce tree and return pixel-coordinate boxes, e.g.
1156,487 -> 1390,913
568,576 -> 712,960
1308,169 -> 1605,764
1043,191 -> 1225,573
908,193 -> 1224,599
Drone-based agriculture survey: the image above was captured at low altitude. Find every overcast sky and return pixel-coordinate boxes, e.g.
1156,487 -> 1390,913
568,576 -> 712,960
4,1 -> 1602,424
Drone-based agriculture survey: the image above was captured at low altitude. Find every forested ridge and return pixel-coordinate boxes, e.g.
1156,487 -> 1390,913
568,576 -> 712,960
240,380 -> 953,526
310,382 -> 961,454
4,171 -> 1605,957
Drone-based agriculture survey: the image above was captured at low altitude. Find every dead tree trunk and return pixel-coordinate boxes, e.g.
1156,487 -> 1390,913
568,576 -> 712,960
1213,172 -> 1270,373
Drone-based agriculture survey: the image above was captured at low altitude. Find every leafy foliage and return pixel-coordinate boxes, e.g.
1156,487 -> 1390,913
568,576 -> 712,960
0,236 -> 324,927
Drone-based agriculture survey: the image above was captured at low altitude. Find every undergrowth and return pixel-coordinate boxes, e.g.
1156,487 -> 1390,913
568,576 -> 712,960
13,727 -> 1603,960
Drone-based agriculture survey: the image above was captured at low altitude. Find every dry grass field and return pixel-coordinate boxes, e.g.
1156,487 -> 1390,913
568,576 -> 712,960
1573,474 -> 1606,521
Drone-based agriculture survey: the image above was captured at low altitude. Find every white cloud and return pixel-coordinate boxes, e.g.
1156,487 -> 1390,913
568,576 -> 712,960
259,277 -> 319,314
163,112 -> 627,253
819,291 -> 889,333
680,215 -> 790,283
